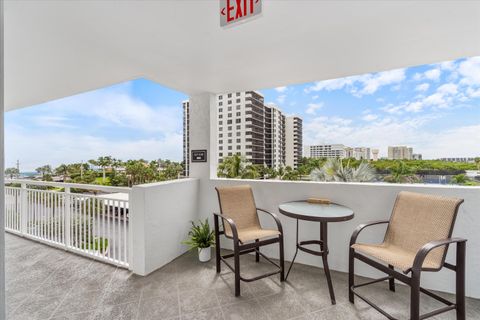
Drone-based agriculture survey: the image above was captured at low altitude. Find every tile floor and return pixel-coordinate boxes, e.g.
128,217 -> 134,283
5,234 -> 480,319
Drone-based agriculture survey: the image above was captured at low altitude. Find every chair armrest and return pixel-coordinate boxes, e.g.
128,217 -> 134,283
257,208 -> 283,234
412,237 -> 467,272
350,220 -> 390,246
213,212 -> 239,240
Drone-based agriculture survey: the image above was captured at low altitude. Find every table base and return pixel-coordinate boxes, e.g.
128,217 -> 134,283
285,219 -> 336,305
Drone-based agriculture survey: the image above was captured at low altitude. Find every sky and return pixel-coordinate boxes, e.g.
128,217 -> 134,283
5,56 -> 480,171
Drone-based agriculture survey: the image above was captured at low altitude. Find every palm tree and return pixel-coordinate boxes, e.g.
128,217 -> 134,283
55,164 -> 69,182
217,154 -> 247,178
35,165 -> 52,180
383,160 -> 420,183
5,167 -> 20,179
310,158 -> 375,182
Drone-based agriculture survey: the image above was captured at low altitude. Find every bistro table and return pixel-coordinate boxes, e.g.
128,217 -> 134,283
279,200 -> 354,305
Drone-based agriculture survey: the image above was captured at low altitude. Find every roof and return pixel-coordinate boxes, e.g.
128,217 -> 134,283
5,0 -> 480,110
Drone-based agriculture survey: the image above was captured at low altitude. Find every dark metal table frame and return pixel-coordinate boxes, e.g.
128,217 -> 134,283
279,201 -> 354,305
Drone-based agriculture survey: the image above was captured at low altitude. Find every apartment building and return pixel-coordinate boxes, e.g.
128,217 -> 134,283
265,104 -> 286,169
388,146 -> 413,160
285,117 -> 303,168
439,157 -> 476,163
183,91 -> 303,176
182,100 -> 190,177
307,144 -> 348,159
371,149 -> 379,161
345,147 -> 371,160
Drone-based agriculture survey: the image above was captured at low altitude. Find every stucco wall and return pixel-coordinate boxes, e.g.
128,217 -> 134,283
201,179 -> 480,298
131,178 -> 199,275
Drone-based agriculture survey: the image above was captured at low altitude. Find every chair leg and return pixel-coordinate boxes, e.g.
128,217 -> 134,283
214,215 -> 221,273
255,239 -> 260,262
410,271 -> 421,320
349,248 -> 355,303
234,242 -> 241,297
279,235 -> 285,282
456,241 -> 466,320
388,265 -> 395,292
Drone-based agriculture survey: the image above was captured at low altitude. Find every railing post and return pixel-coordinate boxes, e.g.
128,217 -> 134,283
64,187 -> 71,249
20,183 -> 27,235
127,190 -> 133,270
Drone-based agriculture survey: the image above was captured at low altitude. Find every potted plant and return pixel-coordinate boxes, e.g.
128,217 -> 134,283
182,219 -> 215,262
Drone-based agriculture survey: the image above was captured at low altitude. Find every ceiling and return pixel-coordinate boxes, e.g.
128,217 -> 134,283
5,0 -> 480,110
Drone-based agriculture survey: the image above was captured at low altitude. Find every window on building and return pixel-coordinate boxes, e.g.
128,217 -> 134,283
228,113 -> 232,118
228,133 -> 232,137
236,92 -> 240,97
219,102 -> 223,106
227,120 -> 232,124
236,112 -> 241,116
236,99 -> 241,103
219,95 -> 223,100
236,138 -> 241,143
236,125 -> 241,129
228,100 -> 232,104
236,145 -> 241,150
236,119 -> 241,123
228,93 -> 232,98
228,126 -> 232,131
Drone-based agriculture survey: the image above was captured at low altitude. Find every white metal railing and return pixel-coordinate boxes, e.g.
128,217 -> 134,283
4,180 -> 131,268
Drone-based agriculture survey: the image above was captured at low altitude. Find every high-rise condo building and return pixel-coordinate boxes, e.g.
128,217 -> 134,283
285,116 -> 303,169
182,91 -> 303,176
265,104 -> 286,169
345,147 -> 371,160
388,146 -> 413,160
182,100 -> 190,177
371,149 -> 380,161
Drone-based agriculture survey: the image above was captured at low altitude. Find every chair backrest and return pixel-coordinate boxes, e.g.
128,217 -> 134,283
215,185 -> 260,237
384,191 -> 464,268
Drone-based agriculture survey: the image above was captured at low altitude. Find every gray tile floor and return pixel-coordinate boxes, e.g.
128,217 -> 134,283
5,233 -> 480,320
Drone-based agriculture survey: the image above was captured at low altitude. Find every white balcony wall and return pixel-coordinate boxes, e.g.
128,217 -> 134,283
200,179 -> 480,298
130,178 -> 199,275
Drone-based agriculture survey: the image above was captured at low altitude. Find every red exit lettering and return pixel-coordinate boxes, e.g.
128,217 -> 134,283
221,0 -> 261,26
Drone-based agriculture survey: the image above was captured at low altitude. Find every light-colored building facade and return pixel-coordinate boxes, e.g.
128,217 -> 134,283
388,146 -> 413,160
308,144 -> 348,159
345,147 -> 371,160
412,153 -> 422,160
439,157 -> 476,163
182,100 -> 190,177
285,116 -> 303,169
183,91 -> 302,175
371,149 -> 379,161
265,104 -> 286,169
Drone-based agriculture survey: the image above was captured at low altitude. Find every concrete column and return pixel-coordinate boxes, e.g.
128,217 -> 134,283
188,93 -> 218,219
0,0 -> 6,317
188,93 -> 217,180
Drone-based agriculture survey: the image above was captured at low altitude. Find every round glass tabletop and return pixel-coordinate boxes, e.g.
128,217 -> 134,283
278,201 -> 354,222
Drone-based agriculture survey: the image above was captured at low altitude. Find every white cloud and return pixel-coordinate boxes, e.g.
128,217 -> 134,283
305,69 -> 405,96
277,94 -> 286,104
362,114 -> 379,121
439,60 -> 456,71
304,115 -> 480,159
275,86 -> 287,93
424,68 -> 441,81
305,103 -> 324,115
6,128 -> 183,171
459,56 -> 480,86
415,83 -> 430,92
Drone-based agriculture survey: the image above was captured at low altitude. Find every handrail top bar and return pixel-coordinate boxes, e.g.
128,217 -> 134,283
5,179 -> 131,193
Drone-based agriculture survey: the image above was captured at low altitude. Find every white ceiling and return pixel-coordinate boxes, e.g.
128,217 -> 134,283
5,0 -> 480,110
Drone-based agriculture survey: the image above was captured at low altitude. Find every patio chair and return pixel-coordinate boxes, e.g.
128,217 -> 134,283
214,185 -> 285,296
349,191 -> 466,320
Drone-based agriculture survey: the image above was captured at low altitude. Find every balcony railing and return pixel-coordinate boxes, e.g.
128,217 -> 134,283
4,179 -> 131,268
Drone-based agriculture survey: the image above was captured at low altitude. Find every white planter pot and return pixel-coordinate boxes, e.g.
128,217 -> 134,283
198,247 -> 211,262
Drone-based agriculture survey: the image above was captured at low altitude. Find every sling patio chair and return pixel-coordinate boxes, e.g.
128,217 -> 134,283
349,191 -> 466,320
214,185 -> 285,296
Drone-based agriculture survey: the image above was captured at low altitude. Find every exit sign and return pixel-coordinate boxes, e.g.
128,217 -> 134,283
220,0 -> 262,27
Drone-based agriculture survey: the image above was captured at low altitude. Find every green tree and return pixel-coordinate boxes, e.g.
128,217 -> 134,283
310,158 -> 375,182
383,161 -> 420,184
55,164 -> 69,182
217,154 -> 247,178
35,165 -> 52,180
5,167 -> 20,179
